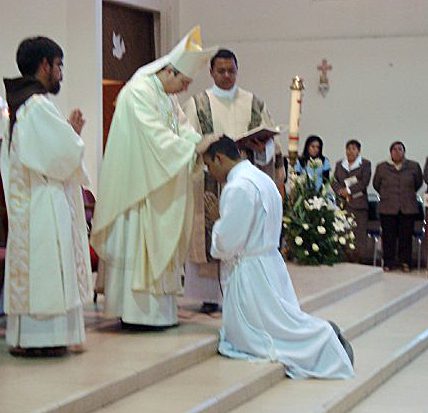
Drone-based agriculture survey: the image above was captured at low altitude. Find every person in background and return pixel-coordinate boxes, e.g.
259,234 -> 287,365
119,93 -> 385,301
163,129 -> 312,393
332,139 -> 371,263
295,135 -> 331,192
373,141 -> 423,272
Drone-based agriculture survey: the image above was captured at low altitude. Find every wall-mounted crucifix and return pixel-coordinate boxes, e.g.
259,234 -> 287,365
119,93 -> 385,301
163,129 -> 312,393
317,58 -> 332,97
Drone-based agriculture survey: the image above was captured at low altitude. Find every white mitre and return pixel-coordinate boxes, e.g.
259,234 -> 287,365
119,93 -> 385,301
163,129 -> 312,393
132,25 -> 217,80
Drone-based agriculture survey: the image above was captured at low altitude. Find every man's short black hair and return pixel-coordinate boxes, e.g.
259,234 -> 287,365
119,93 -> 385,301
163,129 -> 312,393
205,135 -> 241,161
345,139 -> 361,151
210,49 -> 238,70
16,36 -> 63,76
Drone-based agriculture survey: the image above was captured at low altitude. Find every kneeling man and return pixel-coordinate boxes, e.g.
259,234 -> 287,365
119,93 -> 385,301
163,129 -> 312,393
202,136 -> 354,379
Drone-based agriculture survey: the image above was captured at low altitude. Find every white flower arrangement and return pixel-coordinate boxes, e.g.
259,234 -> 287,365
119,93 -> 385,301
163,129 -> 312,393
283,164 -> 356,265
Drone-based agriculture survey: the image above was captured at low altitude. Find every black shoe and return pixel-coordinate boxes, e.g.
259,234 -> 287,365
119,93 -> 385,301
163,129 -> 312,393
120,319 -> 177,331
199,302 -> 220,314
328,320 -> 354,366
9,346 -> 68,358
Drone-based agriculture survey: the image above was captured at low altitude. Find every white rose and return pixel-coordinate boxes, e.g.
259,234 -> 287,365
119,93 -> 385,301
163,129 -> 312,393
295,236 -> 304,246
333,249 -> 338,255
349,232 -> 355,240
349,243 -> 356,250
304,250 -> 309,256
321,218 -> 325,224
333,234 -> 338,241
312,197 -> 326,210
302,223 -> 309,230
317,226 -> 326,234
333,222 -> 345,232
339,236 -> 346,245
312,243 -> 320,252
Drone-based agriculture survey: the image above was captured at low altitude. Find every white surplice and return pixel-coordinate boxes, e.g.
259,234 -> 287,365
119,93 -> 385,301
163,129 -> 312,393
1,95 -> 92,347
211,160 -> 354,379
184,87 -> 274,139
91,74 -> 200,326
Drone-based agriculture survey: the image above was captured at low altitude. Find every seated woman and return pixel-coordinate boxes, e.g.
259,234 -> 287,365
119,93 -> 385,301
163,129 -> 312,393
332,139 -> 371,263
295,135 -> 331,192
373,141 -> 423,272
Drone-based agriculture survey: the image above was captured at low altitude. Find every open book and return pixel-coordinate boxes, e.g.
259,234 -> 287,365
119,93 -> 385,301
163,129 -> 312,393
234,125 -> 281,149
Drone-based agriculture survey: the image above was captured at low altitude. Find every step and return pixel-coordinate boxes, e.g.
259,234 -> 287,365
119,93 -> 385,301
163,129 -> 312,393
320,329 -> 428,413
295,264 -> 383,313
313,274 -> 428,339
229,285 -> 428,413
349,345 -> 428,412
94,356 -> 284,413
0,322 -> 219,413
88,273 -> 426,413
0,263 -> 387,413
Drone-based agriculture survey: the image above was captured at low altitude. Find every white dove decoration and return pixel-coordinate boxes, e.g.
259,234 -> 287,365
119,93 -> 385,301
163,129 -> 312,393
112,31 -> 126,60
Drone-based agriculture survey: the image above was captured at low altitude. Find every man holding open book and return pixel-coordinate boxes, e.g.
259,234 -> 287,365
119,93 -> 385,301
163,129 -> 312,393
182,49 -> 285,314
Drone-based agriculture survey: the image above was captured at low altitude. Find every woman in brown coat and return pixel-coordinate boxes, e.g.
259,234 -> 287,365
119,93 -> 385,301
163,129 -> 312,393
373,141 -> 423,272
333,140 -> 371,263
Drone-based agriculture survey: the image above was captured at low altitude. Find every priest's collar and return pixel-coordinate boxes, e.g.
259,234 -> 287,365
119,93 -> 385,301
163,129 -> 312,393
211,84 -> 238,100
227,159 -> 251,182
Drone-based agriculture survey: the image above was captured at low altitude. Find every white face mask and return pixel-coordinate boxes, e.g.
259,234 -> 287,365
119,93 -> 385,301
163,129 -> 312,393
211,84 -> 238,100
253,139 -> 275,166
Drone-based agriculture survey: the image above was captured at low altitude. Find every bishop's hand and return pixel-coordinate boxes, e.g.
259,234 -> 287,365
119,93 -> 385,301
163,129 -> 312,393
196,133 -> 222,154
69,109 -> 86,136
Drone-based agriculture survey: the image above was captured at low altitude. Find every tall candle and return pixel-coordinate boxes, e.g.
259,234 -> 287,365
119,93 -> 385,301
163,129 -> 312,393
288,76 -> 304,166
